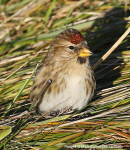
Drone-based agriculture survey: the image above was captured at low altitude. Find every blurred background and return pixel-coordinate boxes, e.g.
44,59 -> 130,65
0,0 -> 130,149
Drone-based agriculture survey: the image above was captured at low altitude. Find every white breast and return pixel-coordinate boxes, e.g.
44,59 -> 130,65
38,68 -> 92,113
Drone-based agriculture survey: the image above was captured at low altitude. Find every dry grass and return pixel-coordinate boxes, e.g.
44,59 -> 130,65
0,0 -> 130,149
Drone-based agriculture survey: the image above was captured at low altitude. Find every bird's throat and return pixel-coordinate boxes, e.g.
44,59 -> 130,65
78,57 -> 87,64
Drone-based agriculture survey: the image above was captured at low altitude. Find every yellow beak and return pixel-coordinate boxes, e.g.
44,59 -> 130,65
78,47 -> 93,57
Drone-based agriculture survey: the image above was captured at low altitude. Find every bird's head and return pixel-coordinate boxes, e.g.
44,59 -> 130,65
49,28 -> 93,63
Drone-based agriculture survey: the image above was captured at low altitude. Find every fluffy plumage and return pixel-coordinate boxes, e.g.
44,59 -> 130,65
29,28 -> 96,114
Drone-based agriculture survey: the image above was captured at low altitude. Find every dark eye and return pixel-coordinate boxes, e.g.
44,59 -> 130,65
69,46 -> 74,50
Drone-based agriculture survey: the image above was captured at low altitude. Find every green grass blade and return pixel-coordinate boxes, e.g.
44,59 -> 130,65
1,63 -> 39,117
44,0 -> 56,23
0,126 -> 12,141
62,7 -> 74,28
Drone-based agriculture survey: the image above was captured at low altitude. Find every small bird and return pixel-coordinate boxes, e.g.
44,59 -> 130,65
29,28 -> 96,114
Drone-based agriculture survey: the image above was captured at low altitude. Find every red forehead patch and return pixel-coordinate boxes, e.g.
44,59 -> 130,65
69,32 -> 85,45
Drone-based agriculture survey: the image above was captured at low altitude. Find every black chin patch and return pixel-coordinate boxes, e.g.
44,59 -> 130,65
78,57 -> 86,64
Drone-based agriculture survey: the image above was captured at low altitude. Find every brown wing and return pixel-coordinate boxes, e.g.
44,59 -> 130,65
29,53 -> 53,102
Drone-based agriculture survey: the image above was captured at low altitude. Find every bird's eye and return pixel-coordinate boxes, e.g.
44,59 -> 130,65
69,46 -> 74,50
